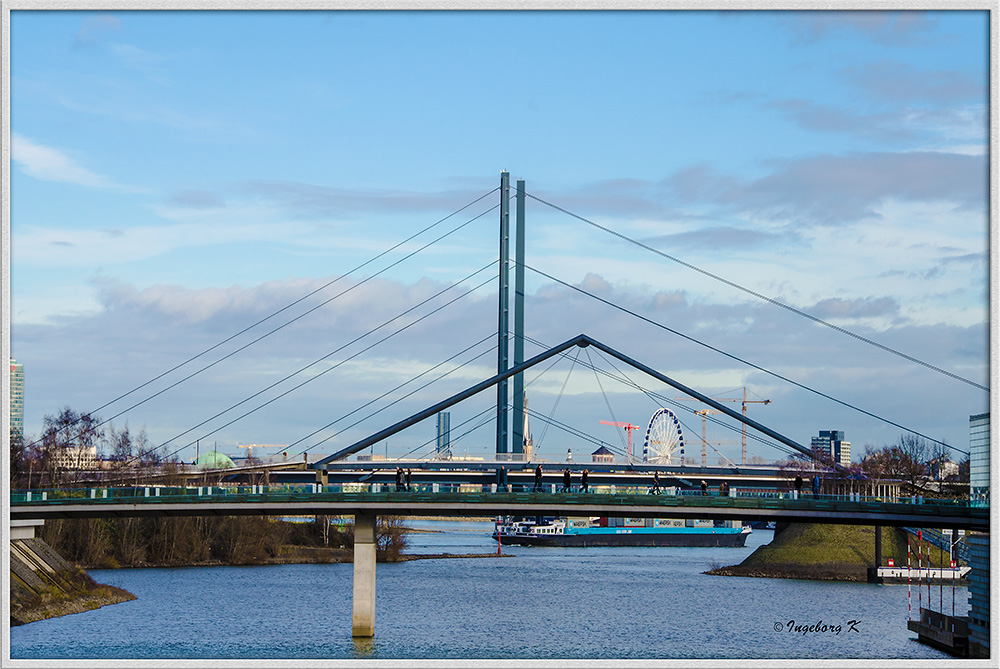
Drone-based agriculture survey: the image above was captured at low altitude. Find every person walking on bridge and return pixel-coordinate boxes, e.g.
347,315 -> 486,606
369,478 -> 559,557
533,464 -> 543,492
812,474 -> 820,497
405,468 -> 412,492
497,466 -> 509,492
651,470 -> 661,495
395,467 -> 405,492
580,469 -> 589,493
562,468 -> 572,493
794,474 -> 803,498
700,480 -> 708,496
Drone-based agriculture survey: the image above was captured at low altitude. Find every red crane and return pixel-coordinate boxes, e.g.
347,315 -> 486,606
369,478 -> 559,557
599,420 -> 641,461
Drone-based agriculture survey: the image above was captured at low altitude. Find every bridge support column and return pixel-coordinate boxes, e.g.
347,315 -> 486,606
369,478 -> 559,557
352,512 -> 377,638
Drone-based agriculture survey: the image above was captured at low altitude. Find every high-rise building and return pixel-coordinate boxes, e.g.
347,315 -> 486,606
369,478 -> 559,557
436,411 -> 451,459
967,412 -> 990,658
810,430 -> 850,466
969,412 -> 989,504
9,358 -> 24,437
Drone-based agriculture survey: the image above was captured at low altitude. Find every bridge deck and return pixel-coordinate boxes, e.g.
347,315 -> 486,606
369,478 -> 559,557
9,485 -> 988,531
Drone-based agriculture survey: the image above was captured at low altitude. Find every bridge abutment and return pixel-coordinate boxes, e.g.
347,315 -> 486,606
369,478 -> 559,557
352,512 -> 377,638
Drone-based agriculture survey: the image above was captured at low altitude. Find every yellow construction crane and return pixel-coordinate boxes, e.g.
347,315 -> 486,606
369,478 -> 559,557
692,409 -> 737,467
677,387 -> 771,464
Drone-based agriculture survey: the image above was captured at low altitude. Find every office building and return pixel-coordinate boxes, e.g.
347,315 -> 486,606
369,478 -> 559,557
9,358 -> 24,437
436,411 -> 451,459
810,430 -> 851,466
969,412 -> 989,504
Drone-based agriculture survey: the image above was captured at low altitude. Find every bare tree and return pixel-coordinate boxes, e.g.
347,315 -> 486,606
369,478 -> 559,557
40,408 -> 104,486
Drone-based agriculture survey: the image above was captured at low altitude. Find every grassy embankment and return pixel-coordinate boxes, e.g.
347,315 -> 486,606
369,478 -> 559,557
706,523 -> 958,582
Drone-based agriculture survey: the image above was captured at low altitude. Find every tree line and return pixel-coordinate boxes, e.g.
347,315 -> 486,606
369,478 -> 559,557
38,515 -> 409,568
10,406 -> 172,488
778,433 -> 970,498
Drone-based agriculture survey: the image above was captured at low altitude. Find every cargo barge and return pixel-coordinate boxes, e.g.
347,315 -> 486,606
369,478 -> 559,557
493,517 -> 751,547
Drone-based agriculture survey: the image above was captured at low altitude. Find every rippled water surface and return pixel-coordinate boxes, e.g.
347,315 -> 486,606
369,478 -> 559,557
10,522 -> 966,660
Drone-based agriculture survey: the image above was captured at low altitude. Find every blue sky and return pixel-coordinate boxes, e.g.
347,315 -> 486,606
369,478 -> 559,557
6,9 -> 991,466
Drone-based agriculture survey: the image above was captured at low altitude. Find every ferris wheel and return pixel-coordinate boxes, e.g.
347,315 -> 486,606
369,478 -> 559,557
641,408 -> 686,465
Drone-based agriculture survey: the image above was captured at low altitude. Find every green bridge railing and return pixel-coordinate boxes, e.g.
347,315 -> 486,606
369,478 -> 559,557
9,483 -> 987,514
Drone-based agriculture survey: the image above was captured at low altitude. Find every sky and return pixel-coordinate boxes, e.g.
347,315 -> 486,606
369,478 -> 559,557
5,9 -> 993,467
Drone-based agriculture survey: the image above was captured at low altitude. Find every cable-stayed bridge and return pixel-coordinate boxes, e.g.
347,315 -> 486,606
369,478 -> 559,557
14,173 -> 988,639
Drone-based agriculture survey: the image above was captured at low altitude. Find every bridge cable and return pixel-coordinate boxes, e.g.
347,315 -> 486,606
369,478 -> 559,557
525,407 -> 625,456
519,332 -> 800,461
584,348 -> 630,454
148,264 -> 499,465
22,189 -> 501,452
524,264 -> 968,457
102,202 -> 500,443
293,335 -> 498,455
533,348 -> 582,452
526,192 -> 988,394
393,406 -> 497,461
587,345 -> 795,465
305,331 -> 584,462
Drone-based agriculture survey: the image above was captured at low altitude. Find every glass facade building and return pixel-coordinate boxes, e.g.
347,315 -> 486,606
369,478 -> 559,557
969,412 -> 989,504
436,411 -> 451,459
9,358 -> 24,437
810,429 -> 851,466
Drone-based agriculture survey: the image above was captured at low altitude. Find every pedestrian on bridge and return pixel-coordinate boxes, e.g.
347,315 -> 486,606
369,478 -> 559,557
794,475 -> 803,496
581,469 -> 589,493
497,466 -> 509,492
562,468 -> 571,493
651,471 -> 661,495
405,468 -> 412,492
533,464 -> 543,492
395,468 -> 405,492
812,475 -> 820,496
700,480 -> 708,496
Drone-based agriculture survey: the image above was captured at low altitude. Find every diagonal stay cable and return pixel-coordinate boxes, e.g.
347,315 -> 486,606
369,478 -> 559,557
399,405 -> 498,461
524,264 -> 967,456
596,342 -> 796,457
89,202 -> 500,446
84,188 -> 502,422
293,335 -> 497,455
534,347 -> 581,450
584,347 -> 628,452
519,331 -> 793,458
527,192 -> 988,393
150,265 -> 498,464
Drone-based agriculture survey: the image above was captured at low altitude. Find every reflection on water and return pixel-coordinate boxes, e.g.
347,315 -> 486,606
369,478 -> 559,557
10,521 -> 964,661
352,637 -> 376,658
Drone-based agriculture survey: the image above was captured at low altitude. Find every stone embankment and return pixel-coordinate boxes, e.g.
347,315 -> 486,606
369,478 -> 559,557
10,538 -> 135,626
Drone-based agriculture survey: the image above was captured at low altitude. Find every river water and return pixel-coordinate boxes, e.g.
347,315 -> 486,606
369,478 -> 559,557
10,521 -> 966,661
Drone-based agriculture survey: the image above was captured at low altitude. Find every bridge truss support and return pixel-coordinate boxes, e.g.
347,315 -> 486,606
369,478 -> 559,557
317,333 -> 842,472
352,512 -> 377,637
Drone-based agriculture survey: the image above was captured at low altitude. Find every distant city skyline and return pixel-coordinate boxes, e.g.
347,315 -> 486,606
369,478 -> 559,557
6,9 -> 991,465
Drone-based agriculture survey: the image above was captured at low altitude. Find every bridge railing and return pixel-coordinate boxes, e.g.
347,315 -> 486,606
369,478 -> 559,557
8,484 -> 985,511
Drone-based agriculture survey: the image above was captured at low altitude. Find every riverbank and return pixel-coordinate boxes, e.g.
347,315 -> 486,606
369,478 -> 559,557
705,523 -> 956,582
11,538 -> 136,626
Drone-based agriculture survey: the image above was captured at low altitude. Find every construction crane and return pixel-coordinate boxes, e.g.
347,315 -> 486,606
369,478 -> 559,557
677,387 -> 771,464
692,409 -> 737,467
599,420 -> 640,462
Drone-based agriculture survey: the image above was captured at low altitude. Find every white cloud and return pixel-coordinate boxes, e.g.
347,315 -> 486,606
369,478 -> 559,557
11,133 -> 143,192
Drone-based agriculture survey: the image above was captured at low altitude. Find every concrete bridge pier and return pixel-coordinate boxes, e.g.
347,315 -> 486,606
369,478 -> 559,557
352,512 -> 377,637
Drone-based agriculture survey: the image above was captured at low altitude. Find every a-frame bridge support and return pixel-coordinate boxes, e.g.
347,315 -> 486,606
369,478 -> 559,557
315,333 -> 839,471
317,333 -> 844,638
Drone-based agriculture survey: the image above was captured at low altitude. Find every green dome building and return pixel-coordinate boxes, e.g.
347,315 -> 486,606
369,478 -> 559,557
194,451 -> 235,470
